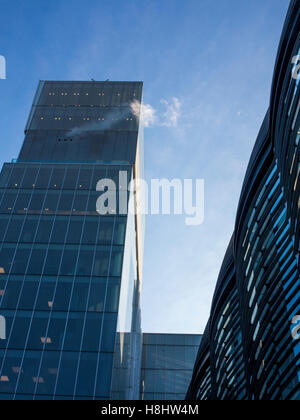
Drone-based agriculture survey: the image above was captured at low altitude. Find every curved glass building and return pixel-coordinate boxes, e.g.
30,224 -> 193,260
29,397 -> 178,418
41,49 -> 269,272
187,0 -> 300,400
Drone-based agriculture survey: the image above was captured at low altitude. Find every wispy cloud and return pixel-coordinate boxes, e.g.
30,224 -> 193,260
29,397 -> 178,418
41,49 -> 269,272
131,97 -> 182,128
160,97 -> 182,127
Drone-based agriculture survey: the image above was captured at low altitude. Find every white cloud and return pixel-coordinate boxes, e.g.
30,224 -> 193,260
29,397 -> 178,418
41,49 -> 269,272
160,97 -> 182,127
131,100 -> 157,128
131,97 -> 182,128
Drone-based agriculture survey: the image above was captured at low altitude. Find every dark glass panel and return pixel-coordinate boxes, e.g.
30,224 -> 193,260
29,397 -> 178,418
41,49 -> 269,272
51,218 -> 68,243
110,248 -> 123,277
35,167 -> 52,189
63,168 -> 79,189
15,350 -> 41,395
5,217 -> 23,242
60,247 -> 78,276
70,280 -> 89,312
45,312 -> 67,351
8,310 -> 32,350
95,353 -> 113,398
63,313 -> 84,351
14,191 -> 31,213
0,350 -> 23,394
0,165 -> 12,188
21,167 -> 39,188
78,168 -> 93,190
36,280 -> 56,311
35,351 -> 60,396
114,218 -> 127,245
52,281 -> 72,311
101,313 -> 117,352
66,217 -> 84,243
57,191 -> 74,214
87,192 -> 99,214
0,191 -> 18,213
88,279 -> 106,312
75,353 -> 98,397
73,191 -> 89,213
19,280 -> 40,310
27,311 -> 49,350
36,217 -> 53,243
27,246 -> 47,275
43,247 -> 63,275
0,280 -> 21,308
81,312 -> 103,351
10,245 -> 31,274
98,218 -> 114,244
76,248 -> 94,277
55,352 -> 79,396
82,218 -> 98,244
29,191 -> 46,212
0,244 -> 15,275
49,168 -> 65,189
20,217 -> 39,242
93,247 -> 110,277
0,216 -> 9,242
44,190 -> 60,213
106,278 -> 121,312
7,167 -> 25,188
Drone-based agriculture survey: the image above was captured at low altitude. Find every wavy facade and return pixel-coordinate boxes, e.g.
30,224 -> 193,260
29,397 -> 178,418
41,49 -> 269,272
187,0 -> 300,400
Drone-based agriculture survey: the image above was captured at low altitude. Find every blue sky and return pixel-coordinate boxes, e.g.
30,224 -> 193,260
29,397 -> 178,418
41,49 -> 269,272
0,0 -> 290,333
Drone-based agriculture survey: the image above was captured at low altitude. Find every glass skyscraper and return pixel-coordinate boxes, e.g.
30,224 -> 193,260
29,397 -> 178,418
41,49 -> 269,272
0,81 -> 144,400
140,334 -> 201,400
187,0 -> 300,401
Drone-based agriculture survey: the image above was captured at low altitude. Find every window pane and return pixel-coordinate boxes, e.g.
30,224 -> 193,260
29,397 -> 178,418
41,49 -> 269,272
11,245 -> 31,274
0,191 -> 18,213
27,246 -> 47,275
44,191 -> 60,213
0,216 -> 9,241
16,350 -> 41,394
27,311 -> 49,350
63,313 -> 84,351
70,279 -> 89,312
14,191 -> 31,213
63,168 -> 79,189
36,280 -> 56,310
93,247 -> 110,276
75,353 -> 98,396
7,167 -> 25,188
52,281 -> 72,311
19,280 -> 40,310
49,168 -> 65,189
36,217 -> 53,243
60,247 -> 78,276
21,167 -> 39,188
51,218 -> 68,243
20,217 -> 39,242
29,191 -> 45,212
66,218 -> 83,243
58,191 -> 74,213
76,248 -> 94,276
35,167 -> 52,189
44,247 -> 63,275
88,279 -> 106,312
82,219 -> 98,244
55,352 -> 79,396
81,313 -> 103,351
5,217 -> 23,242
35,351 -> 60,396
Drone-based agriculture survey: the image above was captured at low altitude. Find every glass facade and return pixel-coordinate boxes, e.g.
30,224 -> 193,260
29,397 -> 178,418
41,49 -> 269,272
140,334 -> 201,400
0,81 -> 144,400
187,0 -> 300,401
